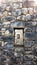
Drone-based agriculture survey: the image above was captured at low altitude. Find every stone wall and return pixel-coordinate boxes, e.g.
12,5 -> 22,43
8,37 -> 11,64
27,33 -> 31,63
0,0 -> 37,65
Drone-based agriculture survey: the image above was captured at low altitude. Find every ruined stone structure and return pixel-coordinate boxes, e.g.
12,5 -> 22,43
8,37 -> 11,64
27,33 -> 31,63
0,0 -> 37,65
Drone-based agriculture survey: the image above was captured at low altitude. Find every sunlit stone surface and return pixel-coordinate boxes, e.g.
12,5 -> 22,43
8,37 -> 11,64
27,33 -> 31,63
22,8 -> 28,15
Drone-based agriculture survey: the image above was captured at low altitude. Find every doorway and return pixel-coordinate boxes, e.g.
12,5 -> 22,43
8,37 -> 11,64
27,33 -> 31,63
14,28 -> 24,46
